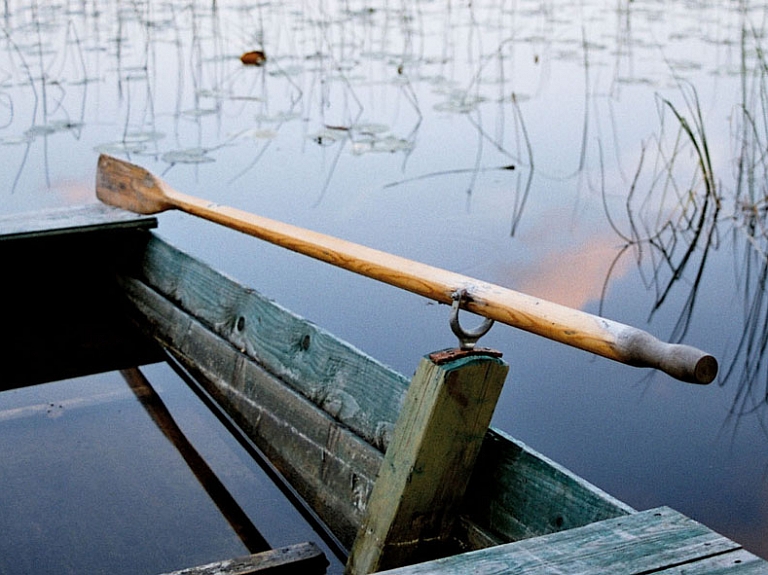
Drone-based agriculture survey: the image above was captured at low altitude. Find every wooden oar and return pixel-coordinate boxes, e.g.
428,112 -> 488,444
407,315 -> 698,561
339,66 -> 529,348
96,154 -> 718,384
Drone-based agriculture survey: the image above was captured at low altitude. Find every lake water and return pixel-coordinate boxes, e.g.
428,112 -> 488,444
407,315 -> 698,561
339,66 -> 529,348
2,0 -> 768,565
0,365 -> 346,574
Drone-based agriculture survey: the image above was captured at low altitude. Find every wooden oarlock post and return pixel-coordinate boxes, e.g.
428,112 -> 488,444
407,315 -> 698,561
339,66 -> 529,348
345,347 -> 509,575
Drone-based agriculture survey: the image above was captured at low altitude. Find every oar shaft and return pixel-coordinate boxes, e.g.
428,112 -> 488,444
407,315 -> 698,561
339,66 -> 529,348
96,154 -> 716,383
165,188 -> 716,384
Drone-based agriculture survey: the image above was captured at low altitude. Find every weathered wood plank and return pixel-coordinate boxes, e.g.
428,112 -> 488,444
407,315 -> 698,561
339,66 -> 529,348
120,234 -> 633,550
654,549 -> 768,574
136,234 -> 408,451
156,542 -> 328,574
347,352 -> 508,574
121,274 -> 383,548
461,428 -> 634,542
122,367 -> 271,554
374,507 -> 757,574
0,204 -> 156,240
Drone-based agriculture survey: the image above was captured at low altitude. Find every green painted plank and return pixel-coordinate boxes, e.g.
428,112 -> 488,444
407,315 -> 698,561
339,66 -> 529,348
375,507 -> 753,574
654,549 -> 768,574
348,353 -> 509,574
0,204 -> 156,241
462,428 -> 634,542
121,234 -> 634,549
137,234 -> 408,451
121,274 -> 382,548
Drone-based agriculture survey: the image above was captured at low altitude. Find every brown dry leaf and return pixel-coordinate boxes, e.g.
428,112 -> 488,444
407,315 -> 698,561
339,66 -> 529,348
240,51 -> 266,66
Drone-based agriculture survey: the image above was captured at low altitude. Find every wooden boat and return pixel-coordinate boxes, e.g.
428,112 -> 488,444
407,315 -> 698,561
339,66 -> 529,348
2,157 -> 764,573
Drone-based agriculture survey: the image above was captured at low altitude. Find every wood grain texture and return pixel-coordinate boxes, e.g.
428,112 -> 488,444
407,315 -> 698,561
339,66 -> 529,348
135,233 -> 409,451
375,507 -> 764,575
96,155 -> 717,384
119,234 -> 636,552
121,274 -> 382,548
347,354 -> 508,574
156,542 -> 328,574
461,428 -> 634,542
170,197 -> 717,384
0,203 -> 156,240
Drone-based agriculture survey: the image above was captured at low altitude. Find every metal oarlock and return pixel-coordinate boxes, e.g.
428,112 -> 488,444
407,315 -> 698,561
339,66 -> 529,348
450,289 -> 495,350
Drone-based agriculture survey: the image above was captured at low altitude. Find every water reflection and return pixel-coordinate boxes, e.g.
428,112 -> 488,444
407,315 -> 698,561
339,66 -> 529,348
598,8 -> 768,429
3,0 -> 768,560
0,0 -> 539,212
0,4 -> 764,397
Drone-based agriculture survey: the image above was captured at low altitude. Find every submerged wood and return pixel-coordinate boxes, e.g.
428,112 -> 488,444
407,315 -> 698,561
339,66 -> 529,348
157,542 -> 328,574
121,367 -> 270,554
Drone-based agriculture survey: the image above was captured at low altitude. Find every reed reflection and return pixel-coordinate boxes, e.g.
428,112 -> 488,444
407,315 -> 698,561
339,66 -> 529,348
0,0 -> 764,409
600,14 -> 768,426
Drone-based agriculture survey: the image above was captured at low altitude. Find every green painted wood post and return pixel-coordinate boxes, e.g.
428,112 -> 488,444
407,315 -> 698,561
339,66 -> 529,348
345,349 -> 509,575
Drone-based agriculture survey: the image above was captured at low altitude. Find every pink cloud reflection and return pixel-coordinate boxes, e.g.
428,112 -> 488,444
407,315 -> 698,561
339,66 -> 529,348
515,237 -> 630,311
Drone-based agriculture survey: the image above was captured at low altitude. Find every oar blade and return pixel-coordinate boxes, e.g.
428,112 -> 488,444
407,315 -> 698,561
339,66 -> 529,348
96,154 -> 172,215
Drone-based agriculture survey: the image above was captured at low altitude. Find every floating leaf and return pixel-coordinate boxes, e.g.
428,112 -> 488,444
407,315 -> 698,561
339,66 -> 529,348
241,50 -> 267,66
269,65 -> 304,77
240,128 -> 278,139
49,120 -> 84,132
69,77 -> 101,86
93,141 -> 148,154
433,95 -> 485,114
352,123 -> 389,135
308,128 -> 348,145
351,136 -> 413,154
372,136 -> 413,153
161,148 -> 215,164
181,107 -> 218,117
0,135 -> 32,146
254,111 -> 301,123
24,125 -> 57,137
228,94 -> 265,101
124,130 -> 165,143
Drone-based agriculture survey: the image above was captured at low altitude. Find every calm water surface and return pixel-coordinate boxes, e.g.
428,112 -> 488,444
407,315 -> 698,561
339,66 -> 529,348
0,365 -> 344,574
2,0 -> 768,564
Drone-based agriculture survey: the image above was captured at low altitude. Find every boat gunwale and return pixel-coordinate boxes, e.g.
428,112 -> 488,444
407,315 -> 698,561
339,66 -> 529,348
1,205 -> 635,563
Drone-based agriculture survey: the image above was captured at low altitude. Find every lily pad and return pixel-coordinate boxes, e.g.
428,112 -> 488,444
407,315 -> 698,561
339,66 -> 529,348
0,135 -> 33,146
161,148 -> 215,164
352,123 -> 389,135
24,125 -> 57,137
433,95 -> 485,114
308,128 -> 348,145
124,130 -> 165,143
181,107 -> 219,118
93,141 -> 148,154
240,128 -> 278,139
351,136 -> 413,154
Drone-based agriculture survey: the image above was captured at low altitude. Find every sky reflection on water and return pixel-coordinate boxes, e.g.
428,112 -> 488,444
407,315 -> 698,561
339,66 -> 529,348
2,0 -> 768,560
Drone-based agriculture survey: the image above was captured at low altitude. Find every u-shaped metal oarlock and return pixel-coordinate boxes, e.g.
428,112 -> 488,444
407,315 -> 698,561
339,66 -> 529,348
450,289 -> 495,350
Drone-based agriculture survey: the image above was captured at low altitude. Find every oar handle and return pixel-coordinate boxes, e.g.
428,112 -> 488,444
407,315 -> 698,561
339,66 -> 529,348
167,190 -> 717,384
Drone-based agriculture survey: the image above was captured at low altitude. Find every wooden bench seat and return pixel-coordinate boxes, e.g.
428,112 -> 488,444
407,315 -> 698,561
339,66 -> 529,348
375,507 -> 767,574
